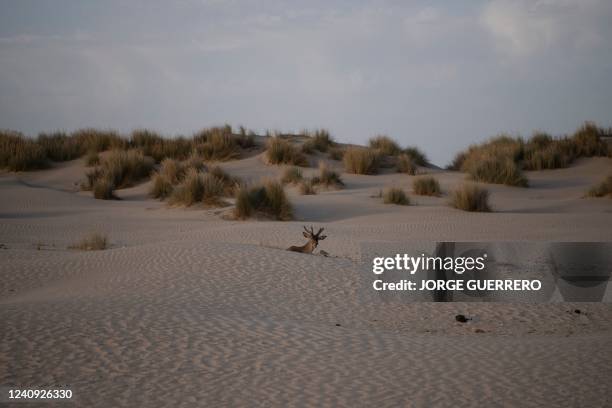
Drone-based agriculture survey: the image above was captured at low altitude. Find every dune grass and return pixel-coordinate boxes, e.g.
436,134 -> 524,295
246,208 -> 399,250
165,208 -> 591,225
397,154 -> 417,175
298,180 -> 317,195
169,169 -> 224,206
586,175 -> 612,198
85,150 -> 100,167
343,147 -> 380,174
234,180 -> 293,220
413,177 -> 441,196
194,127 -> 241,161
383,188 -> 410,205
369,135 -> 401,156
266,137 -> 308,166
70,233 -> 109,250
328,147 -> 345,161
311,162 -> 344,189
301,129 -> 335,153
402,147 -> 428,166
0,130 -> 48,171
281,166 -> 303,184
466,155 -> 528,187
450,184 -> 491,212
571,122 -> 609,157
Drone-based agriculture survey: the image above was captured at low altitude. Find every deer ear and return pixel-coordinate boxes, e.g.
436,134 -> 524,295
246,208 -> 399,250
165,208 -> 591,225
303,232 -> 310,238
319,235 -> 327,240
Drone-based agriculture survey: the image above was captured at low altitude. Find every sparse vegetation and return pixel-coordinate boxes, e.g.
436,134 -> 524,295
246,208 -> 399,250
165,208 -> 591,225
397,154 -> 417,175
586,175 -> 612,198
450,184 -> 491,212
343,147 -> 380,174
92,175 -> 117,200
311,162 -> 344,189
328,147 -> 345,161
70,232 -> 109,251
382,188 -> 410,205
369,135 -> 401,156
266,137 -> 308,166
194,126 -> 241,161
0,130 -> 48,171
413,177 -> 441,196
298,180 -> 317,195
302,129 -> 335,153
85,150 -> 100,167
234,180 -> 293,220
281,166 -> 303,184
403,146 -> 428,166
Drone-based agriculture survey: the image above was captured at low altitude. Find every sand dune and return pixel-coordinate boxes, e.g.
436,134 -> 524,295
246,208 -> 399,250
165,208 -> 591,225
1,154 -> 612,407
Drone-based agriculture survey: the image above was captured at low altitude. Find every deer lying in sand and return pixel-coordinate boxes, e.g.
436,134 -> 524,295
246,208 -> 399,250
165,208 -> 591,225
288,226 -> 327,254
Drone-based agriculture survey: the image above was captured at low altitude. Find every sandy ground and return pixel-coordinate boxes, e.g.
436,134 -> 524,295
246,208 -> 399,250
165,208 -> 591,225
1,153 -> 612,407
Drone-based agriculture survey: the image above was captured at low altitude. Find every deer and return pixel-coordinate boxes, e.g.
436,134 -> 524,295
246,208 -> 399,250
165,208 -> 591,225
288,225 -> 327,254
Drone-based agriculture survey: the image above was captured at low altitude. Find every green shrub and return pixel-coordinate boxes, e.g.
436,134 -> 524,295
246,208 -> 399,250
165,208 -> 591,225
413,177 -> 441,196
234,180 -> 293,220
266,137 -> 308,166
281,166 -> 303,184
587,175 -> 612,198
383,188 -> 410,205
343,147 -> 380,174
397,154 -> 417,175
403,146 -> 428,166
369,135 -> 401,156
450,184 -> 490,212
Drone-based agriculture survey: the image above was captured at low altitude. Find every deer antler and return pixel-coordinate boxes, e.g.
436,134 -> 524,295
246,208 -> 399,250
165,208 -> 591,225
315,227 -> 324,238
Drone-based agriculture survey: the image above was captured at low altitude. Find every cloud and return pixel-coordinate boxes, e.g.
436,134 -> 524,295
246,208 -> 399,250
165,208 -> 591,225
481,0 -> 612,57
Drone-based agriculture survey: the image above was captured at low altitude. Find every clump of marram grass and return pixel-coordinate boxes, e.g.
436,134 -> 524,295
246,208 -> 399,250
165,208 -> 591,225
0,130 -> 48,171
369,135 -> 401,156
403,147 -> 428,166
169,169 -> 205,206
466,155 -> 528,187
302,129 -> 335,153
450,184 -> 491,212
328,147 -> 345,161
281,166 -> 303,184
382,188 -> 410,205
72,128 -> 126,152
311,162 -> 344,189
343,147 -> 380,174
92,175 -> 117,200
397,154 -> 417,175
37,131 -> 83,161
586,175 -> 612,198
413,177 -> 441,196
208,165 -> 239,195
195,129 -> 241,161
234,180 -> 293,220
85,150 -> 100,167
298,180 -> 317,195
571,122 -> 609,157
98,149 -> 154,189
266,137 -> 308,166
150,172 -> 174,199
70,232 -> 109,251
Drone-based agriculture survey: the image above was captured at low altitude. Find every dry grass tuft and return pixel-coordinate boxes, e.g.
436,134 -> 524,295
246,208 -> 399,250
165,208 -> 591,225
450,184 -> 491,212
413,177 -> 441,196
266,137 -> 308,166
383,188 -> 410,205
397,154 -> 417,175
403,146 -> 428,166
70,233 -> 109,250
343,147 -> 380,174
234,180 -> 293,220
0,130 -> 48,171
302,129 -> 335,153
369,135 -> 401,156
281,166 -> 303,184
85,151 -> 100,167
586,175 -> 612,198
328,147 -> 345,161
298,180 -> 317,195
311,162 -> 344,189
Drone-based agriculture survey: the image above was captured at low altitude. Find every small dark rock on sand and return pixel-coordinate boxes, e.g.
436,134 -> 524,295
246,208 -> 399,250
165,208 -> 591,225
455,314 -> 471,323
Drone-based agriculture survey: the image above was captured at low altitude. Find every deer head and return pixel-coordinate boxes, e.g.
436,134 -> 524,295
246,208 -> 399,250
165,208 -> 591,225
288,225 -> 327,253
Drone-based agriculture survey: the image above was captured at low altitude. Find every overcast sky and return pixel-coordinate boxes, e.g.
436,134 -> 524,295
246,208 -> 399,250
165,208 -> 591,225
1,0 -> 611,165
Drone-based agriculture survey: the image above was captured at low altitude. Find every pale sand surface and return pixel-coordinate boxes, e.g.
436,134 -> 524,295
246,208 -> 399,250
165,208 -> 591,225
1,154 -> 612,407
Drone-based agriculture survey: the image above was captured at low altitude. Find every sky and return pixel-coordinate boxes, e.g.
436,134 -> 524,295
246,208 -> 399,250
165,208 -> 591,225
0,0 -> 611,165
